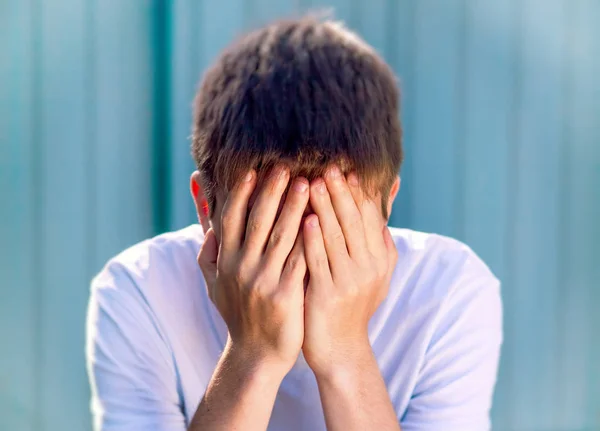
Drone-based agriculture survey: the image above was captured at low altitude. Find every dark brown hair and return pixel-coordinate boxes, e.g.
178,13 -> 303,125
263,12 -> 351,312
192,16 -> 403,217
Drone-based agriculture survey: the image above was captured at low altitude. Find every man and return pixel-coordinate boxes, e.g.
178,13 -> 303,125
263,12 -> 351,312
86,17 -> 502,431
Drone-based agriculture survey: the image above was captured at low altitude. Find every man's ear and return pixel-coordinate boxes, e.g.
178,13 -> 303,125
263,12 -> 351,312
386,176 -> 401,219
191,171 -> 211,234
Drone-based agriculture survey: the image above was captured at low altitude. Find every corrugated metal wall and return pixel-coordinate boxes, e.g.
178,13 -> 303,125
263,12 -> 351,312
1,1 -> 599,430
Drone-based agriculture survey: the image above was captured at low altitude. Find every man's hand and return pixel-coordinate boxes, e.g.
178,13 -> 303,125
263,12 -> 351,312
191,165 -> 309,430
301,165 -> 401,430
303,167 -> 397,375
302,165 -> 398,377
198,164 -> 309,372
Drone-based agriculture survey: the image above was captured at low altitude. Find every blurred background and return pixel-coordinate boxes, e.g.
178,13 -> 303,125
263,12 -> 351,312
1,0 -> 599,430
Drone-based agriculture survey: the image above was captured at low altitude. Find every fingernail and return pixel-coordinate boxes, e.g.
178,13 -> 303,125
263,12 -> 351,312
244,170 -> 254,182
308,216 -> 319,227
327,165 -> 341,180
293,178 -> 308,193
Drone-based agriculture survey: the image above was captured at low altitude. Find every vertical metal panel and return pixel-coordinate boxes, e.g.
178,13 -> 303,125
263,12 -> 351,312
250,0 -> 298,23
388,0 -> 416,229
560,0 -> 596,423
168,0 -> 199,231
462,1 -> 516,428
0,1 -> 36,430
586,2 -> 600,424
511,0 -> 565,428
411,0 -> 465,238
355,0 -> 387,54
93,0 -> 155,269
563,1 -> 600,427
38,0 -> 90,429
0,1 -> 156,429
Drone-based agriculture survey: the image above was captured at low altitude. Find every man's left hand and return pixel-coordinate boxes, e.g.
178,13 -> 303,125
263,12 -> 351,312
302,166 -> 398,379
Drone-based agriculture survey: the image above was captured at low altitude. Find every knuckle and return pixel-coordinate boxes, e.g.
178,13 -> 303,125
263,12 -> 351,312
315,255 -> 329,271
268,229 -> 285,249
285,253 -> 306,277
233,269 -> 246,287
244,282 -> 263,305
328,228 -> 345,246
247,217 -> 262,235
233,260 -> 252,286
216,256 -> 229,273
375,261 -> 386,278
249,270 -> 270,292
286,254 -> 302,272
269,290 -> 290,311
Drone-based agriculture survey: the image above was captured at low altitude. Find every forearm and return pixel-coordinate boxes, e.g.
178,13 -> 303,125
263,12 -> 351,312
188,342 -> 285,431
315,343 -> 401,431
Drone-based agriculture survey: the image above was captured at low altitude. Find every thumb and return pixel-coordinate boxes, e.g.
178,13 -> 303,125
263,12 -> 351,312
198,228 -> 218,297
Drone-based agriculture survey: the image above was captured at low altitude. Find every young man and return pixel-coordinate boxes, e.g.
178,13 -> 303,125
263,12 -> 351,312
86,17 -> 502,431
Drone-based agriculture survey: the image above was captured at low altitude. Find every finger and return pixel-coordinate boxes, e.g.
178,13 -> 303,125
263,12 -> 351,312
303,215 -> 333,286
244,165 -> 290,258
324,166 -> 368,261
347,172 -> 387,261
279,229 -> 307,291
265,177 -> 310,271
197,228 -> 218,301
309,179 -> 350,277
220,170 -> 256,256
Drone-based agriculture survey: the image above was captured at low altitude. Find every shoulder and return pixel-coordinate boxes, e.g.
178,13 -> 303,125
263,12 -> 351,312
388,228 -> 503,428
91,224 -> 205,294
88,224 -> 207,343
86,228 -> 205,427
87,223 -> 208,360
385,227 -> 502,339
388,226 -> 500,294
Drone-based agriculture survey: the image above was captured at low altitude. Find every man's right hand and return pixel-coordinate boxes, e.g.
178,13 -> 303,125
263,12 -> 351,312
197,165 -> 309,376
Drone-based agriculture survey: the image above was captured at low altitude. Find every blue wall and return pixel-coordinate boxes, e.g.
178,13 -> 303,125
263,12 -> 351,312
1,1 -> 599,430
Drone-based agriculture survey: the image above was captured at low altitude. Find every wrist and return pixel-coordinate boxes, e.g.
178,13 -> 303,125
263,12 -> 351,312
223,339 -> 291,384
312,338 -> 375,381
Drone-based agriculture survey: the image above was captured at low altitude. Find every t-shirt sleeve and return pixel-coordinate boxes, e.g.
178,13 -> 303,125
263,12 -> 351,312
86,261 -> 186,431
400,266 -> 503,431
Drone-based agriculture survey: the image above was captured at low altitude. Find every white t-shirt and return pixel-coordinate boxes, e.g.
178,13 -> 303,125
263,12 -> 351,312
86,225 -> 502,431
